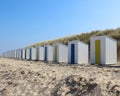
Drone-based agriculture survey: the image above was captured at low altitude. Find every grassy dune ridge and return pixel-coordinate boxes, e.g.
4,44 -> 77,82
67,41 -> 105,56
28,28 -> 120,60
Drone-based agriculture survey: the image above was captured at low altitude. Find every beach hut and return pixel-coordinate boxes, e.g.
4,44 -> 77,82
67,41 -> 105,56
9,51 -> 12,58
5,51 -> 7,58
10,51 -> 13,58
90,35 -> 117,65
11,50 -> 14,58
14,50 -> 17,59
8,51 -> 10,58
12,50 -> 14,58
26,48 -> 31,60
18,49 -> 22,60
38,46 -> 44,61
53,43 -> 68,63
26,47 -> 37,61
4,52 -> 6,58
22,48 -> 26,60
44,45 -> 53,62
10,51 -> 12,58
7,51 -> 9,58
14,50 -> 16,59
31,47 -> 38,61
11,50 -> 15,59
68,40 -> 88,64
16,49 -> 19,59
9,51 -> 11,58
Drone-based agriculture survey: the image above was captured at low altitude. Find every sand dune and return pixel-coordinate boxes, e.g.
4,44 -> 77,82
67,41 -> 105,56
0,58 -> 120,96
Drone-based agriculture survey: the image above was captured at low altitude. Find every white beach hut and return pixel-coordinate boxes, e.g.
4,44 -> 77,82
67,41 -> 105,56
12,50 -> 15,59
8,51 -> 10,58
22,48 -> 26,60
53,43 -> 68,63
10,51 -> 12,58
68,40 -> 88,64
7,51 -> 9,58
15,50 -> 17,59
18,49 -> 22,60
31,47 -> 38,61
4,52 -> 6,58
37,46 -> 44,61
26,47 -> 38,61
26,48 -> 31,60
11,50 -> 15,59
90,35 -> 117,65
6,51 -> 8,58
11,50 -> 14,58
9,51 -> 11,58
14,50 -> 16,59
16,49 -> 19,59
44,45 -> 53,62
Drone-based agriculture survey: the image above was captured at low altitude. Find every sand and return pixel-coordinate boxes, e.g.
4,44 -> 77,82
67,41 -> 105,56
0,57 -> 120,96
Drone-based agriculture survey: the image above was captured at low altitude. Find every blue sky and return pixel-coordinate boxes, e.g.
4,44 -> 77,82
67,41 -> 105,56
0,0 -> 120,53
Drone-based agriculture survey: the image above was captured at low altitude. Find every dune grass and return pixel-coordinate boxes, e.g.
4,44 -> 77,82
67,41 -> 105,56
27,28 -> 120,60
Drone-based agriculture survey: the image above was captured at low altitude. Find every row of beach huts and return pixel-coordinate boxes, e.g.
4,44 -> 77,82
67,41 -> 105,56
2,36 -> 117,65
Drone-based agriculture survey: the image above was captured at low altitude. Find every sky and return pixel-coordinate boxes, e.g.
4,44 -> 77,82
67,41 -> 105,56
0,0 -> 120,54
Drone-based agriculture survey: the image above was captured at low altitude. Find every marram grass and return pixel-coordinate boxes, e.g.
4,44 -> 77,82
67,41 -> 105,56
27,28 -> 120,60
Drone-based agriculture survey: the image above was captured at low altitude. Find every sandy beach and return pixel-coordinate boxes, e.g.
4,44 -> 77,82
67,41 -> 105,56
0,57 -> 120,96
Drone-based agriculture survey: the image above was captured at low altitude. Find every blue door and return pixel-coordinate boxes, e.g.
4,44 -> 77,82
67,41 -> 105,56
25,49 -> 26,59
30,48 -> 32,60
45,47 -> 47,61
71,44 -> 75,64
